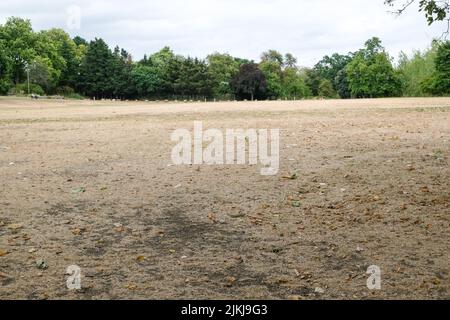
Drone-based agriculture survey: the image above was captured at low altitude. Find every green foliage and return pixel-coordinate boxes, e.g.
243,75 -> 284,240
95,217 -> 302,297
314,53 -> 352,95
385,0 -> 449,25
284,53 -> 297,69
433,41 -> 450,94
29,56 -> 55,92
131,64 -> 162,97
78,38 -> 114,98
261,50 -> 284,65
282,67 -> 311,99
259,50 -> 284,99
66,93 -> 84,100
260,61 -> 283,98
0,79 -> 13,95
318,79 -> 337,98
174,57 -> 212,98
56,85 -> 75,96
304,69 -> 322,96
146,47 -> 177,96
346,38 -> 402,98
43,29 -> 83,89
397,43 -> 438,96
207,53 -> 240,97
421,41 -> 450,95
335,69 -> 351,99
0,16 -> 448,100
10,83 -> 44,96
0,17 -> 37,84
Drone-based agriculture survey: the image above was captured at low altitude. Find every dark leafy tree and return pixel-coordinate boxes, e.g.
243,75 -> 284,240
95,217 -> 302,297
73,36 -> 88,47
304,68 -> 323,96
110,46 -> 135,99
231,63 -> 267,101
433,41 -> 450,93
0,40 -> 12,94
174,57 -> 212,98
284,53 -> 298,69
131,64 -> 162,98
335,69 -> 351,99
318,79 -> 337,98
78,38 -> 114,99
314,53 -> 353,94
28,57 -> 52,92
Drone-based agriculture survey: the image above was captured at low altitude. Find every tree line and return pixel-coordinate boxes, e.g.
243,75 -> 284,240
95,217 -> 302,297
0,17 -> 449,101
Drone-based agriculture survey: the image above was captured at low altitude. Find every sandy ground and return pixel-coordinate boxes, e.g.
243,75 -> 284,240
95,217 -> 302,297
0,97 -> 449,300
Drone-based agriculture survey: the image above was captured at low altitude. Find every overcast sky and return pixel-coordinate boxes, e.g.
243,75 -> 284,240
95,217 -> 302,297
0,0 -> 445,66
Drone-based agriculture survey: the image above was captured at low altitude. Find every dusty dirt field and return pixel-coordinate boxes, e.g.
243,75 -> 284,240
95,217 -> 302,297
0,97 -> 449,300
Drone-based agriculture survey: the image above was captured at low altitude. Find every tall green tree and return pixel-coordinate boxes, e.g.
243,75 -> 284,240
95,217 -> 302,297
172,57 -> 212,98
260,50 -> 284,98
335,69 -> 351,99
78,38 -> 114,99
147,47 -> 178,96
282,67 -> 311,99
397,42 -> 438,96
0,17 -> 37,84
346,37 -> 402,98
131,64 -> 162,98
28,56 -> 53,92
206,53 -> 240,97
318,79 -> 337,98
0,39 -> 12,94
314,53 -> 353,97
431,40 -> 450,94
110,46 -> 135,99
304,68 -> 323,96
40,29 -> 84,91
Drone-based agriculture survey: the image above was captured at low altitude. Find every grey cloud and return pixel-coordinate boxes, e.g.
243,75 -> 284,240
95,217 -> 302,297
0,0 -> 445,66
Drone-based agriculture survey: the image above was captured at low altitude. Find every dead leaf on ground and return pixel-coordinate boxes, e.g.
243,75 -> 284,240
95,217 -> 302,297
7,223 -> 23,230
207,213 -> 218,224
282,173 -> 298,180
225,276 -> 237,287
71,228 -> 86,235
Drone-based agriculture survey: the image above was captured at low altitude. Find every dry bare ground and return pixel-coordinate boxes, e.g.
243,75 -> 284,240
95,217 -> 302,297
0,97 -> 449,300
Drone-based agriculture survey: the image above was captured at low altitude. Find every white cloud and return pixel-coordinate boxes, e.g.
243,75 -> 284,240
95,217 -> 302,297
0,0 -> 445,66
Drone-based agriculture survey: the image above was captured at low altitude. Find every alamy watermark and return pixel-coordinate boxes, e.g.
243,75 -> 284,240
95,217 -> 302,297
66,265 -> 82,290
366,265 -> 381,290
171,121 -> 280,175
67,5 -> 82,30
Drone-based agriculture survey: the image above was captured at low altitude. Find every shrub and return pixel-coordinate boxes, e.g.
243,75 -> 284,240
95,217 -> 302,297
318,79 -> 337,98
0,79 -> 13,95
66,93 -> 84,100
56,86 -> 75,96
9,83 -> 45,96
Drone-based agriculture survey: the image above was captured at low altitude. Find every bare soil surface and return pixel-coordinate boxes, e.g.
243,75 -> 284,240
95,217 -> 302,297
0,97 -> 449,300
